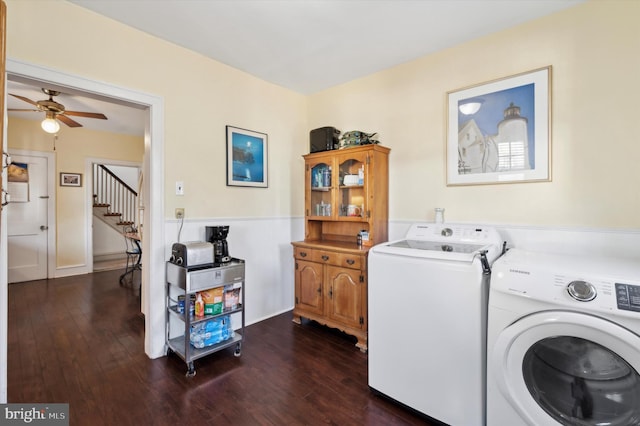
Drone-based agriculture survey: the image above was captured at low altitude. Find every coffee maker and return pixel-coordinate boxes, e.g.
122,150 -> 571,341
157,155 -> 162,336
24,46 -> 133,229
206,226 -> 231,264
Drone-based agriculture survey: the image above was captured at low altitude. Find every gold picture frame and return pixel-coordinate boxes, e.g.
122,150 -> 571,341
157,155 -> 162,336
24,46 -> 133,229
446,66 -> 551,186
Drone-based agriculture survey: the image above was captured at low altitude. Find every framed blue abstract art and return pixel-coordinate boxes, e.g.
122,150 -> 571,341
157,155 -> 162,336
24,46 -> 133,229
226,125 -> 268,188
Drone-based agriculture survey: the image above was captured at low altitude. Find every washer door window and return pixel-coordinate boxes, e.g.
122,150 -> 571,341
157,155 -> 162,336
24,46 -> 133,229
523,336 -> 640,425
491,311 -> 640,425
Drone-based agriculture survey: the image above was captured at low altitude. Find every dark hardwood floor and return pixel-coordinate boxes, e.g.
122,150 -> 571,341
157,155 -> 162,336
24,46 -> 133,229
8,270 -> 433,425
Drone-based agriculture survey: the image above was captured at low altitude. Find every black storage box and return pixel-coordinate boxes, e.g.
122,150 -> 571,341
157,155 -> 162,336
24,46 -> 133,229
310,127 -> 340,153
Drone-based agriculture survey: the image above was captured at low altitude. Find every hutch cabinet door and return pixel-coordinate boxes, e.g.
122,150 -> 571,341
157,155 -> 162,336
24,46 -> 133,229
325,265 -> 364,329
306,154 -> 335,219
336,150 -> 368,220
295,260 -> 324,315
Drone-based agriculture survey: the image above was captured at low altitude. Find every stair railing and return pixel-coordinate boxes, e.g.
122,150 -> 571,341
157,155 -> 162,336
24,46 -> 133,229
93,164 -> 138,226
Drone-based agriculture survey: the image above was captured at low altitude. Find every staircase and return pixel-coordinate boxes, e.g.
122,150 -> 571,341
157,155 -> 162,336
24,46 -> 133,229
92,202 -> 134,231
92,164 -> 138,234
92,164 -> 138,271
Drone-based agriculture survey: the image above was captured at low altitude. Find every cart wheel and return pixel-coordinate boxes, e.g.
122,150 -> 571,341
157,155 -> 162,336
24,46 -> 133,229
234,343 -> 242,357
186,363 -> 196,378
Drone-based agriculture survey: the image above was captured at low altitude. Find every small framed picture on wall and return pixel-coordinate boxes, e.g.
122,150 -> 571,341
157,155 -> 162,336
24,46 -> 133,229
60,172 -> 82,187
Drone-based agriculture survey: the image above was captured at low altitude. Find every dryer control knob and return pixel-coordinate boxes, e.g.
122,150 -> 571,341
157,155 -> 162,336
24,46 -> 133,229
441,227 -> 453,237
567,280 -> 597,302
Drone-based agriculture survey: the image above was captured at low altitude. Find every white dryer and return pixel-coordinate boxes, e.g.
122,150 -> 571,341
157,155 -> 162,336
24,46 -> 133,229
487,249 -> 640,426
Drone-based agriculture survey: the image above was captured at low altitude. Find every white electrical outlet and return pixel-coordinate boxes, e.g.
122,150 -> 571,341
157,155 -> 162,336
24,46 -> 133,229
176,181 -> 184,195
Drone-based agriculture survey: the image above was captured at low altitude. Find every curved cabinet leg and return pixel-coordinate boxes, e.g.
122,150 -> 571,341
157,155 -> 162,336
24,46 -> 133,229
356,338 -> 368,353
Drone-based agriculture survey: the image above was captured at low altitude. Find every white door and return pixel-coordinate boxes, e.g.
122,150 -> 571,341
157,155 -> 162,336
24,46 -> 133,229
7,153 -> 49,283
491,311 -> 640,425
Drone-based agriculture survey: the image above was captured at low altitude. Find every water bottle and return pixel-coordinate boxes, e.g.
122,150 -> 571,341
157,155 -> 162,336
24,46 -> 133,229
323,167 -> 331,187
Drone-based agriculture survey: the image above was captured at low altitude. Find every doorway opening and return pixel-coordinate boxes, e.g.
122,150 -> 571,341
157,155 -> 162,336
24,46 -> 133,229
91,162 -> 142,273
3,59 -> 166,366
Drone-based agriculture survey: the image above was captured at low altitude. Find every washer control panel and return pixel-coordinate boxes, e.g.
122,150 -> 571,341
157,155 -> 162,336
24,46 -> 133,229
406,223 -> 501,244
491,249 -> 640,318
615,283 -> 640,312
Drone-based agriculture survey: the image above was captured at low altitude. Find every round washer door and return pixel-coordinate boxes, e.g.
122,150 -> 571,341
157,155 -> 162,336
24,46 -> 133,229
491,311 -> 640,425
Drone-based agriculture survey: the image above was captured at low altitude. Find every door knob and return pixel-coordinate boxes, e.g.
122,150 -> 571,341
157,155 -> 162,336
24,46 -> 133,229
40,225 -> 49,231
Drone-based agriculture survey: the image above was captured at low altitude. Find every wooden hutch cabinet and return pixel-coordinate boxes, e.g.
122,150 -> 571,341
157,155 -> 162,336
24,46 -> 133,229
292,144 -> 390,352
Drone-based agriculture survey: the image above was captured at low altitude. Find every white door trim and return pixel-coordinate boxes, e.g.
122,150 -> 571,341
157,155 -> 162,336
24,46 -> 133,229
1,58 -> 166,403
8,149 -> 56,279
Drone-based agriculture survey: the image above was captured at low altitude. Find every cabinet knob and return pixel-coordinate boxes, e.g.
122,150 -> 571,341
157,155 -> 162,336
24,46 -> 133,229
346,259 -> 355,265
322,255 -> 329,261
300,251 -> 307,257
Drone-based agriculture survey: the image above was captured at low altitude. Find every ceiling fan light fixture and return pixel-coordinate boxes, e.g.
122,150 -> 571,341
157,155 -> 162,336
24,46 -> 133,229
41,116 -> 60,134
10,88 -> 109,131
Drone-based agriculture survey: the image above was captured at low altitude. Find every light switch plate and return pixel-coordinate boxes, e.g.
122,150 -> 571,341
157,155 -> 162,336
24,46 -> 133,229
176,181 -> 184,195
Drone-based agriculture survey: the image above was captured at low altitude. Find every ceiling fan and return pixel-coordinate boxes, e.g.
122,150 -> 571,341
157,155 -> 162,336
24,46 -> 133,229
9,88 -> 108,133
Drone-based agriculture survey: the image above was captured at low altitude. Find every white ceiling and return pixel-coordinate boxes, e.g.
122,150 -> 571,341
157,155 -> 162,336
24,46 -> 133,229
10,0 -> 584,135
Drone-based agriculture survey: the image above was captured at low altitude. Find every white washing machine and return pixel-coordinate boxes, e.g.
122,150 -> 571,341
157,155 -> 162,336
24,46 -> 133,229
487,249 -> 640,426
368,223 -> 503,426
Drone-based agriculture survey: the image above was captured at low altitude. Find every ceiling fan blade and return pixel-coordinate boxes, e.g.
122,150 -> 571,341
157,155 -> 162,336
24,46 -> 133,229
57,114 -> 83,128
9,93 -> 39,107
64,110 -> 108,120
8,108 -> 39,112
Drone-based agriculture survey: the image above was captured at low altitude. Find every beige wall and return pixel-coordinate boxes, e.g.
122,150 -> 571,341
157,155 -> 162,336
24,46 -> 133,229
7,117 -> 143,266
6,0 -> 308,222
6,0 -> 308,268
308,0 -> 640,229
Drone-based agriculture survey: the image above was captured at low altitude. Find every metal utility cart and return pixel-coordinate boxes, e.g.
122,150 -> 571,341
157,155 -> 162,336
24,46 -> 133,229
166,258 -> 245,377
